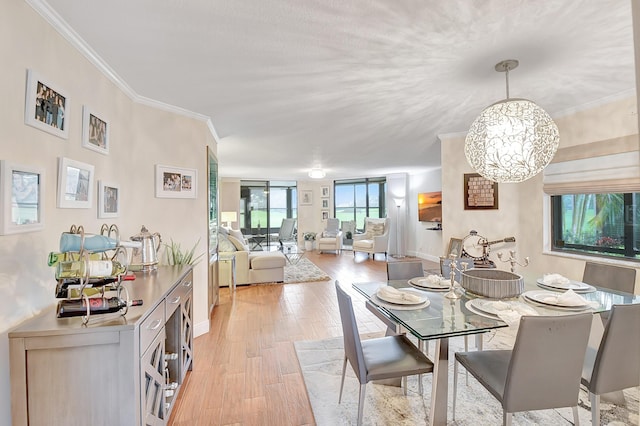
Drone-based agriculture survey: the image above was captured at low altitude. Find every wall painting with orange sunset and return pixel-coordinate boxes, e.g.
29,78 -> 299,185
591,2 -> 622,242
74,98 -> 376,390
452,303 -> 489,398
418,192 -> 442,222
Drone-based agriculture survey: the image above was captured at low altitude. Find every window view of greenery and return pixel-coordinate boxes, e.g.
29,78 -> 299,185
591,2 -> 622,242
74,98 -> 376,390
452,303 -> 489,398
334,178 -> 386,231
552,193 -> 639,260
239,181 -> 297,237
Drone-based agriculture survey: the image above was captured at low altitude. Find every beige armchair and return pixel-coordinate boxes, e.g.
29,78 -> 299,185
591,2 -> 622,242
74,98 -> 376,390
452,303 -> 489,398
317,218 -> 343,254
352,217 -> 390,259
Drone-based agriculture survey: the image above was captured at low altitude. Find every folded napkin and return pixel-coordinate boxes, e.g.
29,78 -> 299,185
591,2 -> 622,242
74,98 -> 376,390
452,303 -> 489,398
377,286 -> 422,303
492,301 -> 539,324
542,273 -> 571,286
542,289 -> 587,306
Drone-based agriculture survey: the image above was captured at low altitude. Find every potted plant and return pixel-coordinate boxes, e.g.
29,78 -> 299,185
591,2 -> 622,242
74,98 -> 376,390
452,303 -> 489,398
343,230 -> 353,246
303,232 -> 316,251
164,238 -> 204,266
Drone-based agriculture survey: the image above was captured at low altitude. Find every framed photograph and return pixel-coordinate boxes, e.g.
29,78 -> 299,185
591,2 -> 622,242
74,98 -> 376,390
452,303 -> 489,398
322,210 -> 329,220
155,164 -> 198,199
447,237 -> 463,257
464,173 -> 498,210
300,190 -> 312,205
0,161 -> 44,234
82,106 -> 109,155
321,199 -> 329,209
98,181 -> 119,218
418,191 -> 442,222
321,186 -> 329,198
57,157 -> 94,209
24,69 -> 69,139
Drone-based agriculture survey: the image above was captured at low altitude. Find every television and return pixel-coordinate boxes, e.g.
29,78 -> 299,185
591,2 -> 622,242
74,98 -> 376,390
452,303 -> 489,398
418,191 -> 442,222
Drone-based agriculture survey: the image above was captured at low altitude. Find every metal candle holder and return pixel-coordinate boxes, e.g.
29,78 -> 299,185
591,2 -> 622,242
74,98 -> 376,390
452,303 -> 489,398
497,250 -> 530,273
444,255 -> 467,299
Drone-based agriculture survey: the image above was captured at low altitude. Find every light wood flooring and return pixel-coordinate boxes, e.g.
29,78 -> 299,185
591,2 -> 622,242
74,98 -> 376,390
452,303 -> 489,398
168,251 -> 438,425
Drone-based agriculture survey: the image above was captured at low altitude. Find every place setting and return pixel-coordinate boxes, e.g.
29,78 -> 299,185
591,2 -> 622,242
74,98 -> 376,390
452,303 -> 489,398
536,273 -> 596,293
522,288 -> 600,311
465,298 -> 540,323
407,274 -> 451,292
372,286 -> 430,310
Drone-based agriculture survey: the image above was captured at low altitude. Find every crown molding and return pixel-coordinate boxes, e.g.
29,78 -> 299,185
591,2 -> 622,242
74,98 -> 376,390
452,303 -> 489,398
25,0 -> 220,142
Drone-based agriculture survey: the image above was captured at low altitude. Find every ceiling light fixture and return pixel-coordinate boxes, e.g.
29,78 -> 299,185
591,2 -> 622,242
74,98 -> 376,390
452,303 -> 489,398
308,168 -> 326,179
465,59 -> 559,183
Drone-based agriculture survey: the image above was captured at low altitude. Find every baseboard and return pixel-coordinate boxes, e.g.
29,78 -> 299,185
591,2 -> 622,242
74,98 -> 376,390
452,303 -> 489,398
194,320 -> 209,338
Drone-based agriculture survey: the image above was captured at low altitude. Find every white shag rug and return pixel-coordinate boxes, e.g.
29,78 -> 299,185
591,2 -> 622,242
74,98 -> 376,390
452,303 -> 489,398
284,258 -> 331,284
294,330 -> 639,425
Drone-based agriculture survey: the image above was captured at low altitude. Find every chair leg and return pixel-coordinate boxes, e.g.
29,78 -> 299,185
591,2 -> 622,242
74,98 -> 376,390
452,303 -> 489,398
357,383 -> 366,426
572,405 -> 580,426
418,373 -> 423,396
402,376 -> 407,396
453,360 -> 458,421
463,336 -> 469,385
590,392 -> 600,426
503,411 -> 512,426
338,357 -> 348,403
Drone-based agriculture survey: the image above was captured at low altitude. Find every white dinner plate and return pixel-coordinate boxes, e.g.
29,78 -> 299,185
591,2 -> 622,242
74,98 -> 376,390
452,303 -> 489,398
522,290 -> 591,309
408,276 -> 450,291
536,278 -> 594,292
375,287 -> 428,305
470,299 -> 514,316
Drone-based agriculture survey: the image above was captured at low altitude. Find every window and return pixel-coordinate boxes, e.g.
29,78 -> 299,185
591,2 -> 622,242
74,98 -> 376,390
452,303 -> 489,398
240,181 -> 297,240
551,192 -> 639,261
334,178 -> 386,230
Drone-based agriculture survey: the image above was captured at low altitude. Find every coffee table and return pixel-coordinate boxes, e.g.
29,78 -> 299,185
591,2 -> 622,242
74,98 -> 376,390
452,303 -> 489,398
281,245 -> 305,265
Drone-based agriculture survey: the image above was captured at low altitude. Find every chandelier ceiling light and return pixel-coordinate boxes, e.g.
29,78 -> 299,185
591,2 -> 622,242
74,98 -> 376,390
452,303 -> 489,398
308,168 -> 326,179
464,59 -> 559,183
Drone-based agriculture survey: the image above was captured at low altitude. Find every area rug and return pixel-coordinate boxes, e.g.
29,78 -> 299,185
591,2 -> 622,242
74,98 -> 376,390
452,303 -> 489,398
294,331 -> 639,425
284,258 -> 331,284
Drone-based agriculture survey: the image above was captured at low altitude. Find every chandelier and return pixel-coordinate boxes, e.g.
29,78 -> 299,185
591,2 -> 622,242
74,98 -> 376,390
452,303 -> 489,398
465,59 -> 559,183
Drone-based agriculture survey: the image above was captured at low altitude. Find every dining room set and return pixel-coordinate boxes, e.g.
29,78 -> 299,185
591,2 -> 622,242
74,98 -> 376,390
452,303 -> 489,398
337,258 -> 640,426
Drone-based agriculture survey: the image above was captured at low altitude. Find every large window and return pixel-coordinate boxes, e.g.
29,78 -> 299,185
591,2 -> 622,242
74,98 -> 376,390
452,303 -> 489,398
239,181 -> 297,238
551,192 -> 640,261
334,178 -> 386,230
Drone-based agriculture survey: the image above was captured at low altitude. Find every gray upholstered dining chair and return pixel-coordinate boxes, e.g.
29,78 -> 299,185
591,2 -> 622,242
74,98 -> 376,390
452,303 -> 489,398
582,261 -> 636,294
440,256 -> 475,283
582,303 -> 640,426
386,261 -> 424,280
335,281 -> 434,426
453,313 -> 593,426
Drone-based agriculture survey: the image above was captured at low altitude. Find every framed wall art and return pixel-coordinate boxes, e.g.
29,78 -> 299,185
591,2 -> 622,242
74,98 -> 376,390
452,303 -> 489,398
82,106 -> 109,155
57,157 -> 94,209
322,210 -> 329,220
155,164 -> 198,199
98,181 -> 119,218
24,69 -> 69,139
464,173 -> 498,210
300,190 -> 312,205
321,186 -> 329,198
418,191 -> 442,222
0,161 -> 45,234
447,237 -> 463,257
321,199 -> 329,209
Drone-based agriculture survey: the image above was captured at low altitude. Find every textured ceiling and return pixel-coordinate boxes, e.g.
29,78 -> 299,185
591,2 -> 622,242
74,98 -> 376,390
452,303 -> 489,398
40,0 -> 636,180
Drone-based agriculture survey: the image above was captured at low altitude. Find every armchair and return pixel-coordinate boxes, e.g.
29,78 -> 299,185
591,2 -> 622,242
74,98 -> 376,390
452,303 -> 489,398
317,218 -> 343,254
352,217 -> 390,259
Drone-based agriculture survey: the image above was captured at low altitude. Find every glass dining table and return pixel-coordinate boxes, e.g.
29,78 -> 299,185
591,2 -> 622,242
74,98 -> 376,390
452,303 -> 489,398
352,278 -> 640,426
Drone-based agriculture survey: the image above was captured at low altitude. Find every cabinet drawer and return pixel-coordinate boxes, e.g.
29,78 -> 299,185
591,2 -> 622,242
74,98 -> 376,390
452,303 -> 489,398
165,274 -> 193,318
140,301 -> 165,352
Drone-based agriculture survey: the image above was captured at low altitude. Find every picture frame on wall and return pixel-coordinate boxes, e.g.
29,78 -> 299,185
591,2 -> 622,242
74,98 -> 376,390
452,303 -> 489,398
57,157 -> 94,209
464,173 -> 499,210
98,181 -> 119,218
321,199 -> 329,209
322,210 -> 329,220
0,161 -> 44,235
155,164 -> 198,199
24,69 -> 69,139
82,106 -> 109,155
321,186 -> 329,198
300,190 -> 312,205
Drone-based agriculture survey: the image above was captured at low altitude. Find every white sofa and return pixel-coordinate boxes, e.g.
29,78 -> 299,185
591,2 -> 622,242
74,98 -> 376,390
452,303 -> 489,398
218,228 -> 286,286
352,217 -> 390,259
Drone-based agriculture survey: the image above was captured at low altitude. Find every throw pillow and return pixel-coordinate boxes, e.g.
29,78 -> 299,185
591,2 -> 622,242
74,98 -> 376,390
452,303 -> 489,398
218,234 -> 237,252
219,226 -> 230,236
323,231 -> 338,238
365,220 -> 385,238
228,235 -> 250,252
229,228 -> 245,242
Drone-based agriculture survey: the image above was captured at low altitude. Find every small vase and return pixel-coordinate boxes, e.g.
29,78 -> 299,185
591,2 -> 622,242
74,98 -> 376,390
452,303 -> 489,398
304,240 -> 314,251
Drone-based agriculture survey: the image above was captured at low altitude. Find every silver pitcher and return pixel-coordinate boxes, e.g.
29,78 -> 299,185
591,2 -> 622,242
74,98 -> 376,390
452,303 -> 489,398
129,225 -> 162,272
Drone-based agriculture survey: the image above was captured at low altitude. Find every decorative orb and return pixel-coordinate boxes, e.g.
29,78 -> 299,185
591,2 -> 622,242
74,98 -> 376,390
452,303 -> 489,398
464,98 -> 559,183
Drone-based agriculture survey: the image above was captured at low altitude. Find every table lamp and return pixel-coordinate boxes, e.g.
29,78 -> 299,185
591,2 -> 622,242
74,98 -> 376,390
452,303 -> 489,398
221,211 -> 237,228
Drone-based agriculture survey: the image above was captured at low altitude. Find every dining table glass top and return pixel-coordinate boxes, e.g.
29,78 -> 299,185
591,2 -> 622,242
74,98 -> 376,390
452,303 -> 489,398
352,278 -> 640,342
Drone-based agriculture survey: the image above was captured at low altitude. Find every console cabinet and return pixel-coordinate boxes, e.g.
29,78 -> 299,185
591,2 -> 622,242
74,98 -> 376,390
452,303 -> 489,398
8,266 -> 193,426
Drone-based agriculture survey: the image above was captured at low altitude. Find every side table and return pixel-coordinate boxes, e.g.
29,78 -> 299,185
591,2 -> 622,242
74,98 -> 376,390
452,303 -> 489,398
219,254 -> 236,292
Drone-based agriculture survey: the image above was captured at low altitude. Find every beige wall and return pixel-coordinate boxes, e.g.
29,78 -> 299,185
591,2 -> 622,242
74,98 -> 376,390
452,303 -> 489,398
0,2 -> 216,422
